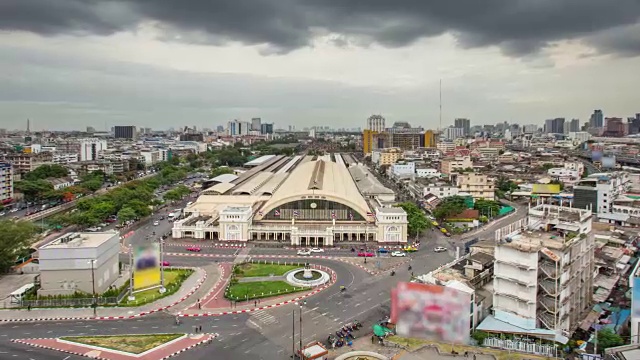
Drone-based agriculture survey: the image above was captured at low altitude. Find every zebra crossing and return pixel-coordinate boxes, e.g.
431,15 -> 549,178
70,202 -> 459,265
251,310 -> 278,325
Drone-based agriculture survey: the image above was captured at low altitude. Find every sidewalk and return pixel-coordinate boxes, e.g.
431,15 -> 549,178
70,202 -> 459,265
0,265 -> 216,322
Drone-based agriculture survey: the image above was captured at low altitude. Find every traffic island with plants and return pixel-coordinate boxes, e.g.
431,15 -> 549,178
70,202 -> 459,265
225,261 -> 311,301
123,268 -> 194,306
59,333 -> 184,354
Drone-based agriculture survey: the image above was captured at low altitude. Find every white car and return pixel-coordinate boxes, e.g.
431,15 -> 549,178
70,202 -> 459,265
310,248 -> 324,253
9,208 -> 18,213
153,221 -> 159,226
391,251 -> 406,257
434,247 -> 447,253
0,211 -> 5,216
297,250 -> 311,256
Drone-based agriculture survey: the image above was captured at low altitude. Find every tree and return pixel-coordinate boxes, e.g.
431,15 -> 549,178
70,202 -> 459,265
394,202 -> 430,237
163,190 -> 182,202
433,196 -> 468,220
117,207 -> 137,224
0,220 -> 39,272
596,328 -> 624,352
210,167 -> 234,178
23,164 -> 69,181
474,199 -> 501,218
14,179 -> 54,201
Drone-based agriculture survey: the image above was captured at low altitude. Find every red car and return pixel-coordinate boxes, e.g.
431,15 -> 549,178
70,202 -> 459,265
357,252 -> 375,257
186,246 -> 201,252
161,261 -> 170,267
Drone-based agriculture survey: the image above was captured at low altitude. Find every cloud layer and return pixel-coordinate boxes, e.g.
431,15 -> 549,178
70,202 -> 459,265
2,0 -> 640,57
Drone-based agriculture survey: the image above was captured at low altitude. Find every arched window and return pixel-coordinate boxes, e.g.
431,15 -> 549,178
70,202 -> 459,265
262,199 -> 365,221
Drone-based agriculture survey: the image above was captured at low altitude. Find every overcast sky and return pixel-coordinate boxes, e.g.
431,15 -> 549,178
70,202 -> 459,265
1,0 -> 639,131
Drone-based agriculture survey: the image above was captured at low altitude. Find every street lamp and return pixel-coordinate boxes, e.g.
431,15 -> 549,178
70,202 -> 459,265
299,300 -> 307,353
88,259 -> 97,316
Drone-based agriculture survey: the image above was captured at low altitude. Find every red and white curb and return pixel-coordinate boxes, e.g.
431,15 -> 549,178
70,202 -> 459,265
166,243 -> 247,249
180,265 -> 337,318
184,264 -> 228,311
1,267 -> 207,323
11,333 -> 218,359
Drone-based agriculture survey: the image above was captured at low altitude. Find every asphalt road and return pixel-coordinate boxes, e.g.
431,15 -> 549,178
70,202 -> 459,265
0,246 -> 454,359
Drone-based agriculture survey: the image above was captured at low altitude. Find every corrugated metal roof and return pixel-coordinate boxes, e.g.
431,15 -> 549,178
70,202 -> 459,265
210,173 -> 238,183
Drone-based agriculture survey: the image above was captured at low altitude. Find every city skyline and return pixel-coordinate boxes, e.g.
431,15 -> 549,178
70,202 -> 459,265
1,1 -> 639,130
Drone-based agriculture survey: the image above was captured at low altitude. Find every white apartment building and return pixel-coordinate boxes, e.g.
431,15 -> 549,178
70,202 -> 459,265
79,139 -> 108,161
140,150 -> 162,166
573,172 -> 630,215
423,184 -> 459,199
0,162 -> 13,203
568,132 -> 591,143
487,205 -> 594,337
367,115 -> 386,132
437,141 -> 456,153
390,162 -> 415,177
440,156 -> 473,175
563,162 -> 585,176
416,168 -> 440,178
52,152 -> 79,165
548,168 -> 579,180
455,173 -> 495,200
38,232 -> 120,296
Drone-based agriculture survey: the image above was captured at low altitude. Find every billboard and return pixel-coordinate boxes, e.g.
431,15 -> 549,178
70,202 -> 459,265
133,244 -> 161,290
391,282 -> 471,344
532,184 -> 561,194
633,277 -> 640,320
601,156 -> 616,169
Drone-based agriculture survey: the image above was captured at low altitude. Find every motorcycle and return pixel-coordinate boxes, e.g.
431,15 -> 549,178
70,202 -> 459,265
336,331 -> 346,338
390,270 -> 395,276
352,321 -> 362,330
347,332 -> 355,340
340,286 -> 346,293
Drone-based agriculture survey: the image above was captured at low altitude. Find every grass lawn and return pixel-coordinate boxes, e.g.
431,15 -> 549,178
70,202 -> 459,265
237,263 -> 302,277
226,281 -> 307,300
60,334 -> 183,354
123,269 -> 193,306
387,336 -> 551,360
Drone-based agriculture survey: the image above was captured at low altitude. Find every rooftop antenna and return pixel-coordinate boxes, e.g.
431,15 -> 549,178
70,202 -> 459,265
439,79 -> 442,132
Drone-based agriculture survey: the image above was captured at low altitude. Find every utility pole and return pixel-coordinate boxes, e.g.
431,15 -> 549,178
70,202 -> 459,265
299,302 -> 303,352
89,259 -> 97,316
292,309 -> 296,359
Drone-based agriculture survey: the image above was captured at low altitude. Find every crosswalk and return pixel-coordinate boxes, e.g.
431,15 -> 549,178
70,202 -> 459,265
251,310 -> 277,325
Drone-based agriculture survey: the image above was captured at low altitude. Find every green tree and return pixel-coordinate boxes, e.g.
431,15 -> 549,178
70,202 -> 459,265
23,164 -> 69,181
596,328 -> 624,352
210,166 -> 234,178
164,190 -> 182,202
433,196 -> 468,220
117,207 -> 137,224
0,220 -> 39,272
394,202 -> 430,237
81,179 -> 103,192
14,179 -> 54,201
474,199 -> 501,218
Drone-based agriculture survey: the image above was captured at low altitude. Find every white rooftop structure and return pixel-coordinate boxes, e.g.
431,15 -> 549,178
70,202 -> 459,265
41,231 -> 119,250
244,155 -> 276,167
208,173 -> 238,183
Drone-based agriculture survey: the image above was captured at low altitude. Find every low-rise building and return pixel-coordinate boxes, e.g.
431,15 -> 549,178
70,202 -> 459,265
573,172 -> 630,215
455,173 -> 495,200
422,183 -> 459,199
390,162 -> 415,177
45,177 -> 74,190
548,167 -> 579,180
441,155 -> 473,175
38,232 -> 120,296
2,153 -> 53,175
371,147 -> 403,166
416,168 -> 440,178
51,152 -> 79,165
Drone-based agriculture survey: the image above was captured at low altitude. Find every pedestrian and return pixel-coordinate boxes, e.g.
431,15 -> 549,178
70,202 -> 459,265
254,300 -> 257,307
27,304 -> 31,311
199,325 -> 202,333
371,335 -> 375,344
473,354 -> 476,360
194,326 -> 198,333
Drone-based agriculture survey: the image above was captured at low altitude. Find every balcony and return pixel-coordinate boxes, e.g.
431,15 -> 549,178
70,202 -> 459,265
539,261 -> 559,279
539,279 -> 559,296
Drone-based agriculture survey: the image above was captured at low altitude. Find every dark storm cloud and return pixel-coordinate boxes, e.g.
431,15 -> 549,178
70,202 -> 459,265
2,0 -> 640,57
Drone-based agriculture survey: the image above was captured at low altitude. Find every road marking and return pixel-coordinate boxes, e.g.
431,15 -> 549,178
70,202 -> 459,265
354,303 -> 361,307
367,297 -> 372,301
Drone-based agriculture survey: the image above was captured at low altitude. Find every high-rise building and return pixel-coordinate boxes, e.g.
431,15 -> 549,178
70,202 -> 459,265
569,119 -> 580,132
362,130 -> 379,154
523,124 -> 538,134
227,120 -> 251,136
79,139 -> 107,161
589,110 -> 604,128
251,118 -> 262,131
424,130 -> 437,148
630,114 -> 640,135
603,117 -> 625,137
260,123 -> 274,134
544,118 -> 565,134
86,126 -> 95,133
114,126 -> 137,139
454,118 -> 471,136
444,127 -> 464,140
366,115 -> 386,132
0,162 -> 14,203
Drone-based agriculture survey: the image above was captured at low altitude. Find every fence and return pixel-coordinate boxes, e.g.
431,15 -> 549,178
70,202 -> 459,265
483,337 -> 558,357
20,296 -> 119,308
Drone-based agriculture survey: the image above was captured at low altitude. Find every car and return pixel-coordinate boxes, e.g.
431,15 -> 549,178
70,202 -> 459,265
403,246 -> 418,253
310,248 -> 324,253
9,208 -> 18,213
86,227 -> 100,232
98,223 -> 108,227
297,250 -> 311,256
391,251 -> 406,257
159,216 -> 165,220
378,248 -> 389,253
0,211 -> 5,216
186,246 -> 201,252
153,221 -> 159,226
434,247 -> 447,253
357,252 -> 375,257
161,261 -> 170,267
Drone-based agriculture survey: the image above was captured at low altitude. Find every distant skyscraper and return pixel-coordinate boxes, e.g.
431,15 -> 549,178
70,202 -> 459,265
523,124 -> 538,134
251,118 -> 262,131
444,127 -> 464,140
569,119 -> 580,132
366,115 -> 386,132
216,125 -> 224,133
454,118 -> 471,136
114,126 -> 137,139
589,110 -> 604,128
227,119 -> 250,136
86,126 -> 96,133
79,139 -> 107,161
260,123 -> 274,134
544,118 -> 565,134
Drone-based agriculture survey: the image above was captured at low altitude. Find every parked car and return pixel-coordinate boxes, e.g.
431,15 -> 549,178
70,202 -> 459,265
434,247 -> 447,253
357,252 -> 375,257
9,208 -> 18,213
310,248 -> 324,253
98,223 -> 108,227
297,249 -> 311,256
403,246 -> 418,252
377,248 -> 389,253
186,246 -> 201,252
86,227 -> 100,232
391,251 -> 406,257
153,221 -> 159,226
0,211 -> 5,216
161,261 -> 170,267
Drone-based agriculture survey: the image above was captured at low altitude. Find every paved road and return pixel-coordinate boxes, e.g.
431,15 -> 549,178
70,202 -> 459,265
0,245 -> 454,359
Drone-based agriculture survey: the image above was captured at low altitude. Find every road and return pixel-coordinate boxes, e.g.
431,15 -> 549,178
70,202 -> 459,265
0,243 -> 455,359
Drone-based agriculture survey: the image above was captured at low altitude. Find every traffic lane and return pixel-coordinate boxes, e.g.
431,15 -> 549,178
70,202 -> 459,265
118,253 -> 228,266
0,314 -> 249,339
164,246 -> 239,255
250,248 -> 364,258
0,340 -> 86,360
